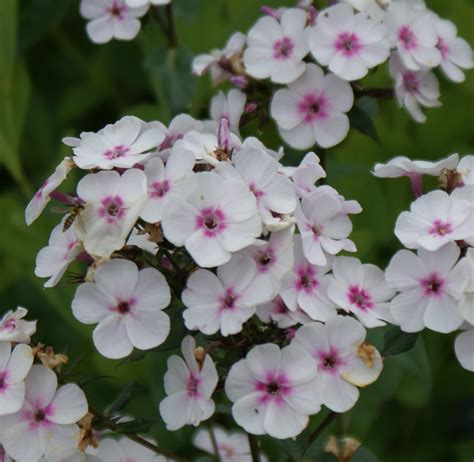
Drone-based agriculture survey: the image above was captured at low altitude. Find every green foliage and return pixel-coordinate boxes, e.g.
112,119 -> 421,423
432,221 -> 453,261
0,0 -> 473,460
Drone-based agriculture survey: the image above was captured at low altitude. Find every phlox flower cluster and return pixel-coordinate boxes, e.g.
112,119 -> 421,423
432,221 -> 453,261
193,0 -> 472,149
374,153 -> 474,371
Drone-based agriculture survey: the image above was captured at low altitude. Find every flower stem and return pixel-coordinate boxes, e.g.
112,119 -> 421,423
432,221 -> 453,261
208,424 -> 222,462
248,434 -> 261,462
90,408 -> 189,462
165,3 -> 178,48
307,411 -> 337,446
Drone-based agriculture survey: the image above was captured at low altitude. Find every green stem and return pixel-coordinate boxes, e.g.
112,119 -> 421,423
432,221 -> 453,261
247,434 -> 261,462
165,3 -> 178,48
207,424 -> 222,462
90,408 -> 189,462
307,411 -> 337,446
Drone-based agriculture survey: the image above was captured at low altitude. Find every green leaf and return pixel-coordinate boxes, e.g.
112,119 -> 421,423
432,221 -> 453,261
348,97 -> 380,143
383,326 -> 419,356
142,21 -> 196,118
106,382 -> 145,415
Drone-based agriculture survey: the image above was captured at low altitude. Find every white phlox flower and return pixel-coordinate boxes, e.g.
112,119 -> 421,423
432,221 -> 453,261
244,8 -> 309,84
295,188 -> 357,266
94,436 -> 165,461
225,343 -> 321,439
309,3 -> 390,81
72,259 -> 171,359
182,255 -> 273,336
35,221 -> 81,288
0,307 -> 37,343
210,89 -> 246,135
279,236 -> 336,321
389,51 -> 441,124
0,365 -> 88,461
292,316 -> 383,412
270,63 -> 354,149
385,242 -> 467,333
327,256 -> 396,328
63,116 -> 164,170
159,336 -> 218,430
74,169 -> 147,258
385,2 -> 441,71
394,189 -> 472,251
256,295 -> 312,329
456,248 -> 474,325
289,152 -> 326,197
161,171 -> 261,268
80,0 -> 148,44
25,158 -> 75,226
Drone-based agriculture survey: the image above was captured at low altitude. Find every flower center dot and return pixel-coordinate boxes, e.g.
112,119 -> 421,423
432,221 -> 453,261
266,382 -> 281,395
117,301 -> 130,314
34,409 -> 46,422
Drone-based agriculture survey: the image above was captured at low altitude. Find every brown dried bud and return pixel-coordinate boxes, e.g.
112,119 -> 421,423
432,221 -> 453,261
78,413 -> 99,451
325,435 -> 361,462
32,344 -> 68,369
356,342 -> 376,369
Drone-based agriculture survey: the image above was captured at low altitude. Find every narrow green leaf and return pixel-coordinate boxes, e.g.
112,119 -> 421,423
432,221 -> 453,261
383,326 -> 419,356
106,382 -> 144,415
348,97 -> 380,143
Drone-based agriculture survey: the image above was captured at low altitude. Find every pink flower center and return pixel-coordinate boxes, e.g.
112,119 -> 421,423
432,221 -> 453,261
335,32 -> 361,56
1,318 -> 16,332
249,182 -> 265,199
0,371 -> 7,391
256,373 -> 291,404
218,444 -> 235,459
149,180 -> 170,198
317,348 -> 343,374
104,145 -> 129,160
420,273 -> 444,297
35,179 -> 49,199
348,285 -> 373,311
23,404 -> 53,430
403,72 -> 419,93
436,37 -> 449,58
115,298 -> 135,315
99,196 -> 125,224
398,26 -> 417,50
257,248 -> 274,272
298,93 -> 328,123
428,219 -> 452,237
196,207 -> 226,237
186,374 -> 200,398
273,37 -> 294,60
295,266 -> 318,293
219,288 -> 237,311
108,1 -> 127,19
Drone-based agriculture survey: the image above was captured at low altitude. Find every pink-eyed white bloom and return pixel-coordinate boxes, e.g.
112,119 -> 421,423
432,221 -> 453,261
394,189 -> 472,251
25,158 -> 75,226
384,3 -> 441,71
455,328 -> 474,372
225,343 -> 320,439
327,257 -> 396,328
456,249 -> 474,325
94,437 -> 165,462
279,236 -> 336,321
79,0 -> 148,44
373,153 -> 459,179
0,365 -> 88,461
457,155 -> 474,185
221,146 -> 297,226
257,295 -> 312,328
244,8 -> 309,84
35,222 -> 81,288
316,185 -> 362,215
0,307 -> 36,343
75,169 -> 147,257
140,150 -> 195,223
240,137 -> 284,163
192,32 -> 246,85
309,4 -> 390,81
389,51 -> 441,123
290,152 -> 326,197
450,186 -> 474,246
242,228 -> 294,295
434,16 -> 473,83
125,0 -> 169,8
295,189 -> 357,266
0,343 -> 33,415
193,426 -> 267,462
292,316 -> 383,412
159,336 -> 218,430
72,259 -> 171,359
63,116 -> 164,170
162,172 -> 261,268
385,243 -> 466,333
210,89 -> 246,135
182,255 -> 273,336
270,63 -> 354,149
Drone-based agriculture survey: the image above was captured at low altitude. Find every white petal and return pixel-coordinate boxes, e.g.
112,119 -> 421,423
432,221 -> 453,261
93,315 -> 133,359
48,384 -> 88,424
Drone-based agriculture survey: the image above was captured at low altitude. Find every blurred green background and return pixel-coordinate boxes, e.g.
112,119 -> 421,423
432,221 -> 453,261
1,0 -> 473,460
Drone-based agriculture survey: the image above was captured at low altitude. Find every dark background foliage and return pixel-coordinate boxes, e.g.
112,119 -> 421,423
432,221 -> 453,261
0,0 -> 473,460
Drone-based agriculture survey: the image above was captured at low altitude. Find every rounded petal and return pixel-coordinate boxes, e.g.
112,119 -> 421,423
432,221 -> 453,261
25,365 -> 58,408
48,384 -> 88,424
92,315 -> 133,359
455,330 -> 474,372
125,311 -> 170,350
